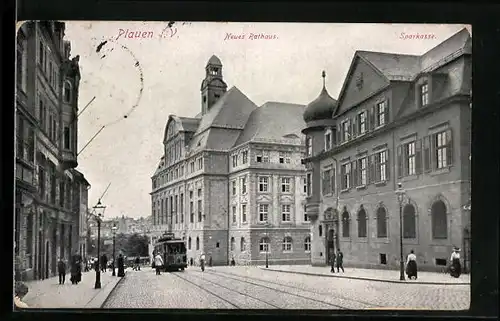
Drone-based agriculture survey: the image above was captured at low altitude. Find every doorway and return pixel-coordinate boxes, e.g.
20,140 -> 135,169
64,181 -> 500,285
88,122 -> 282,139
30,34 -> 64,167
326,227 -> 335,264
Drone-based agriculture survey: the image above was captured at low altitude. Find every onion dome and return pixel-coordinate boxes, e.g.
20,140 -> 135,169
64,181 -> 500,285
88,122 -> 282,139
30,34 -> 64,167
303,71 -> 337,122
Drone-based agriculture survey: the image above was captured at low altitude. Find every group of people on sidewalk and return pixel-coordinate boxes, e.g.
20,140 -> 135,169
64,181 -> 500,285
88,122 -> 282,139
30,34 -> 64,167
57,252 -> 84,285
405,247 -> 463,280
329,249 -> 345,273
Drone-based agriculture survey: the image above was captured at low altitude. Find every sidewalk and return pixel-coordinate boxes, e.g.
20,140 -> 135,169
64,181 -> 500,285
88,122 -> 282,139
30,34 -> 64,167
261,265 -> 470,285
22,269 -> 126,309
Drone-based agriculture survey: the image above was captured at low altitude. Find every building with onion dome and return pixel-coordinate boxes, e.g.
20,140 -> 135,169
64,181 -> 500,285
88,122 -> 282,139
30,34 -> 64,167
150,55 -> 311,266
303,28 -> 472,272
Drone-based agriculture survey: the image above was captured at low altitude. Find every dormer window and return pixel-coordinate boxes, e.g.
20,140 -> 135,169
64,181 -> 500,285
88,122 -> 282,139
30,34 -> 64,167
64,81 -> 72,103
324,129 -> 332,151
306,137 -> 313,156
420,83 -> 429,106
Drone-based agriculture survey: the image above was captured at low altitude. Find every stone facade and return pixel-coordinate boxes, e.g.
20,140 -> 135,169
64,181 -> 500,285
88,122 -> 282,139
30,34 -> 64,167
15,21 -> 90,280
303,28 -> 472,272
151,56 -> 310,266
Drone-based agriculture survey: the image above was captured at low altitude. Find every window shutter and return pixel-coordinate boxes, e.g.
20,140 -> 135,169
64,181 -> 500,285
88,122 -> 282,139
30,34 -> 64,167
374,153 -> 380,182
430,134 -> 436,170
337,125 -> 342,144
331,168 -> 336,194
369,106 -> 376,130
385,150 -> 391,181
397,145 -> 403,178
446,129 -> 453,166
352,160 -> 358,187
348,120 -> 353,139
423,135 -> 431,172
384,99 -> 390,124
352,116 -> 358,137
415,139 -> 422,174
368,155 -> 375,184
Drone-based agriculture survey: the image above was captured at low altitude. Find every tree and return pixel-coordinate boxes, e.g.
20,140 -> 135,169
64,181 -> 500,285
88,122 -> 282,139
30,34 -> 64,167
125,233 -> 149,257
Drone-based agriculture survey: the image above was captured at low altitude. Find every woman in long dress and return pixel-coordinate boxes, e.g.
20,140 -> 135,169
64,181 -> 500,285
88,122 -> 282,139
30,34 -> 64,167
449,247 -> 462,278
406,250 -> 418,280
117,253 -> 125,277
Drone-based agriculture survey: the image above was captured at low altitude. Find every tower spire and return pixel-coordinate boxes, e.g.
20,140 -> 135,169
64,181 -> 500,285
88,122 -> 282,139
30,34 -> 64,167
322,70 -> 326,88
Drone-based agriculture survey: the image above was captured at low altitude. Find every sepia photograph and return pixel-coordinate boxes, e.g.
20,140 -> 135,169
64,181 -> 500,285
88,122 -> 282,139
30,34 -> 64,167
14,21 -> 471,311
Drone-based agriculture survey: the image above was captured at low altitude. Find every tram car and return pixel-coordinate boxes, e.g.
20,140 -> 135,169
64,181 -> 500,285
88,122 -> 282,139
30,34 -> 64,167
153,233 -> 187,271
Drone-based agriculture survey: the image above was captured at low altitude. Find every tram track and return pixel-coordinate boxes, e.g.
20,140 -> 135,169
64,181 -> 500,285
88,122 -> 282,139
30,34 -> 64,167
203,269 -> 384,309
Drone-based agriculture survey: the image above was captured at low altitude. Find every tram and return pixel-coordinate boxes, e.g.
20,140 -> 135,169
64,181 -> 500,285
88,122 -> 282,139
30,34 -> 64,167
153,233 -> 187,271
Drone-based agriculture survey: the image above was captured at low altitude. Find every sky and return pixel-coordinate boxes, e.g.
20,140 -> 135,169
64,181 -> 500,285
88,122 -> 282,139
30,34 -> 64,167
63,22 -> 470,219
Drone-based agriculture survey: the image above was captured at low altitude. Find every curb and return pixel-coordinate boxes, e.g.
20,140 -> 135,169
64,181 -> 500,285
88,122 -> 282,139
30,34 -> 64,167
100,272 -> 127,308
261,268 -> 470,285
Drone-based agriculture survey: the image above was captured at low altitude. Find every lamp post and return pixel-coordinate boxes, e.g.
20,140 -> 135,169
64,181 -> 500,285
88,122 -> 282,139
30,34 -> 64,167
112,223 -> 117,276
395,183 -> 406,281
92,200 -> 106,289
265,222 -> 270,268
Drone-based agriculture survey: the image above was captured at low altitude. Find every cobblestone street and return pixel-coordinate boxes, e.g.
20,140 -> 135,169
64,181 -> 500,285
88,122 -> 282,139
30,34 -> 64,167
103,266 -> 470,310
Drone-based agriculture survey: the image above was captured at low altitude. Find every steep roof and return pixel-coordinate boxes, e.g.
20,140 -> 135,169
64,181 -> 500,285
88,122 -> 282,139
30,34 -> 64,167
234,102 -> 306,147
177,116 -> 200,132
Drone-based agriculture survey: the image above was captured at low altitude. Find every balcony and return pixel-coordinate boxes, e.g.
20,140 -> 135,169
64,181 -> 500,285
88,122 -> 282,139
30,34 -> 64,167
60,149 -> 78,170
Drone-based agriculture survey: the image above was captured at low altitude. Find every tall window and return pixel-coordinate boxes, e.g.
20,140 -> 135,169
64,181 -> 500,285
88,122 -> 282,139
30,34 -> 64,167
258,176 -> 269,192
306,137 -> 313,156
259,237 -> 270,252
281,204 -> 291,222
431,200 -> 448,239
341,163 -> 351,190
303,177 -> 307,194
406,141 -> 416,176
358,157 -> 367,186
190,161 -> 195,172
64,81 -> 71,103
342,211 -> 350,237
403,204 -> 416,239
196,237 -> 200,250
282,237 -> 292,252
63,126 -> 70,150
242,150 -> 248,164
188,237 -> 192,249
180,193 -> 184,223
357,208 -> 367,238
376,101 -> 387,127
281,177 -> 291,193
325,130 -> 332,150
197,199 -> 202,222
232,206 -> 237,224
241,204 -> 247,223
306,173 -> 312,196
197,158 -> 203,170
322,169 -> 332,195
358,111 -> 367,135
376,207 -> 388,238
240,237 -> 246,251
375,150 -> 389,182
304,236 -> 311,251
303,205 -> 309,222
342,119 -> 350,142
258,204 -> 269,222
230,237 -> 235,251
241,176 -> 247,194
232,180 -> 237,195
436,131 -> 449,169
420,83 -> 429,106
189,191 -> 194,223
232,154 -> 238,167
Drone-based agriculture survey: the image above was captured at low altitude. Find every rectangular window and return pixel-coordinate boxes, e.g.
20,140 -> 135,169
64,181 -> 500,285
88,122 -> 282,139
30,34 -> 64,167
376,101 -> 386,127
242,150 -> 248,164
436,131 -> 449,169
303,177 -> 307,194
259,204 -> 269,222
281,204 -> 291,222
258,176 -> 269,192
306,173 -> 312,196
420,83 -> 429,106
241,204 -> 247,223
304,205 -> 309,222
342,119 -> 350,142
322,169 -> 331,195
197,158 -> 203,170
279,152 -> 291,164
358,111 -> 367,134
232,154 -> 238,167
358,157 -> 367,186
180,165 -> 184,176
341,163 -> 351,190
256,150 -> 263,163
63,126 -> 70,150
306,137 -> 312,156
281,177 -> 291,193
232,206 -> 237,224
375,150 -> 389,182
197,199 -> 202,222
406,141 -> 416,176
232,180 -> 237,195
180,193 -> 184,223
325,131 -> 332,150
241,176 -> 247,194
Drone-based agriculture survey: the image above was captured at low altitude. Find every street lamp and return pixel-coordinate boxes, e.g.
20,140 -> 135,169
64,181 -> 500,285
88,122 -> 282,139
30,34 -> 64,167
112,223 -> 118,276
92,200 -> 106,289
395,182 -> 406,281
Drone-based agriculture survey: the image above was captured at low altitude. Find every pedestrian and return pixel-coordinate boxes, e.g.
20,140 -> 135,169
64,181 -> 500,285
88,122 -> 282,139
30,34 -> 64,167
449,247 -> 462,278
70,252 -> 82,284
231,256 -> 236,266
57,257 -> 66,285
329,251 -> 336,273
154,252 -> 164,275
134,256 -> 141,271
406,249 -> 418,280
101,254 -> 108,273
117,253 -> 125,277
200,252 -> 206,272
14,281 -> 29,309
336,249 -> 344,273
208,255 -> 212,267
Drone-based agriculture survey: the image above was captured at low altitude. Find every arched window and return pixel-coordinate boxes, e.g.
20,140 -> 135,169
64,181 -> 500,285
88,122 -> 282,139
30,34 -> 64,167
304,236 -> 311,252
403,204 -> 416,239
188,237 -> 191,250
357,208 -> 367,238
282,236 -> 293,252
259,237 -> 269,252
230,237 -> 235,251
342,211 -> 350,237
63,81 -> 72,103
240,237 -> 245,251
196,236 -> 200,250
431,200 -> 448,239
376,207 -> 388,238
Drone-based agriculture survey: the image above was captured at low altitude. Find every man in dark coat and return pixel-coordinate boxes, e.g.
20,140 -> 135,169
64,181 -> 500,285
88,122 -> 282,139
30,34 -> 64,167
101,254 -> 108,272
117,253 -> 125,277
336,249 -> 344,273
330,251 -> 336,273
70,252 -> 82,284
57,257 -> 66,284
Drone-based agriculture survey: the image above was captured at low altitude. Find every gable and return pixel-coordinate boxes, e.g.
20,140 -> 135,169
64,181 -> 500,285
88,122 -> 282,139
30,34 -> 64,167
335,57 -> 390,116
163,116 -> 181,143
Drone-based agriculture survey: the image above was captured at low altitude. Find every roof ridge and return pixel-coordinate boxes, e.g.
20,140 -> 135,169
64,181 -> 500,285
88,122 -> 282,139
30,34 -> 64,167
357,50 -> 420,57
